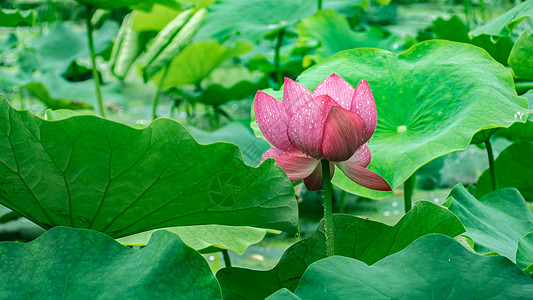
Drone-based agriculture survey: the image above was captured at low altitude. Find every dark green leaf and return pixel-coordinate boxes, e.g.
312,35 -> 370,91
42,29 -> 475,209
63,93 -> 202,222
476,141 -> 533,201
268,235 -> 533,299
0,227 -> 222,298
517,231 -> 533,271
0,8 -> 34,27
217,201 -> 464,299
0,98 -> 298,237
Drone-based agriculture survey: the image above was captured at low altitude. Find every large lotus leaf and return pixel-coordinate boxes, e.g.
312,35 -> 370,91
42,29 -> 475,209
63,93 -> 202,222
0,98 -> 298,238
74,0 -> 181,10
509,30 -> 533,80
158,41 -> 252,89
131,4 -> 181,32
252,40 -> 527,198
0,8 -> 34,27
118,225 -> 266,255
188,122 -> 270,166
31,21 -> 118,72
0,227 -> 222,298
297,10 -> 404,62
476,141 -> 533,201
446,184 -> 533,261
497,90 -> 533,141
428,16 -> 514,65
469,0 -> 533,38
216,201 -> 465,299
267,235 -> 533,300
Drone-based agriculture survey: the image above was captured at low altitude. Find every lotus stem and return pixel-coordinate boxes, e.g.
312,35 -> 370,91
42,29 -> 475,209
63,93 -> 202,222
404,173 -> 415,213
222,249 -> 232,267
318,0 -> 323,10
85,5 -> 105,118
152,63 -> 171,120
485,139 -> 498,191
515,82 -> 533,94
321,159 -> 335,257
274,29 -> 285,88
339,190 -> 347,213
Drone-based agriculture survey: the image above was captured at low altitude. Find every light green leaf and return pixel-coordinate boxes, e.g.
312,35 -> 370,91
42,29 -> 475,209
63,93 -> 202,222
0,98 -> 298,238
446,184 -> 533,261
196,0 -> 317,41
119,225 -> 266,254
268,235 -> 533,299
31,21 -> 118,72
158,40 -> 252,89
142,8 -> 207,81
252,40 -> 527,198
509,30 -> 533,80
0,8 -> 34,27
0,227 -> 222,299
297,10 -> 404,62
217,201 -> 465,299
74,0 -> 181,10
469,0 -> 533,38
131,3 -> 182,32
476,141 -> 533,201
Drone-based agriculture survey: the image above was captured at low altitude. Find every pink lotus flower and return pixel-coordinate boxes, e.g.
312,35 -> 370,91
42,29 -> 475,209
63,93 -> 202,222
255,74 -> 391,191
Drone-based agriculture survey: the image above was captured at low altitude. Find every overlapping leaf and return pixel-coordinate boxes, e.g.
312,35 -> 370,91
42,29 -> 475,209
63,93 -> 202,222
0,227 -> 222,298
217,201 -> 464,299
469,0 -> 533,38
74,0 -> 181,10
508,30 -> 533,80
0,98 -> 298,238
268,235 -> 533,299
446,184 -> 533,260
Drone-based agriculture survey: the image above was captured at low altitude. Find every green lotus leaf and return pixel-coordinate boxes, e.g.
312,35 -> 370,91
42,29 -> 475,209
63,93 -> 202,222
217,201 -> 464,299
0,98 -> 298,238
508,30 -> 533,80
297,10 -> 404,62
0,8 -> 34,27
74,0 -> 181,10
0,227 -> 222,298
267,235 -> 533,299
119,225 -> 266,255
446,184 -> 533,260
31,21 -> 118,72
469,0 -> 533,38
476,141 -> 533,201
156,40 -> 252,90
252,40 -> 527,198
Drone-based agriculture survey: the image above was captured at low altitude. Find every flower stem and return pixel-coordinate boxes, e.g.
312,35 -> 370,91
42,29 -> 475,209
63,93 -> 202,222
404,173 -> 415,213
222,249 -> 232,267
485,139 -> 498,191
321,159 -> 335,257
318,0 -> 323,10
85,5 -> 105,118
274,29 -> 285,88
152,63 -> 170,120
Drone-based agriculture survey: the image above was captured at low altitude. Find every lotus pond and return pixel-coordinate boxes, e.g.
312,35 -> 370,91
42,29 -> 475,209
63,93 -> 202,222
1,0 -> 533,298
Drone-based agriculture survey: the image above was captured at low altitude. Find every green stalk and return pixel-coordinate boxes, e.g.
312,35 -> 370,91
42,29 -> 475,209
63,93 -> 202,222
152,63 -> 170,120
404,173 -> 415,213
222,249 -> 232,267
321,159 -> 335,257
318,0 -> 323,10
85,5 -> 105,118
485,139 -> 498,191
274,29 -> 285,88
